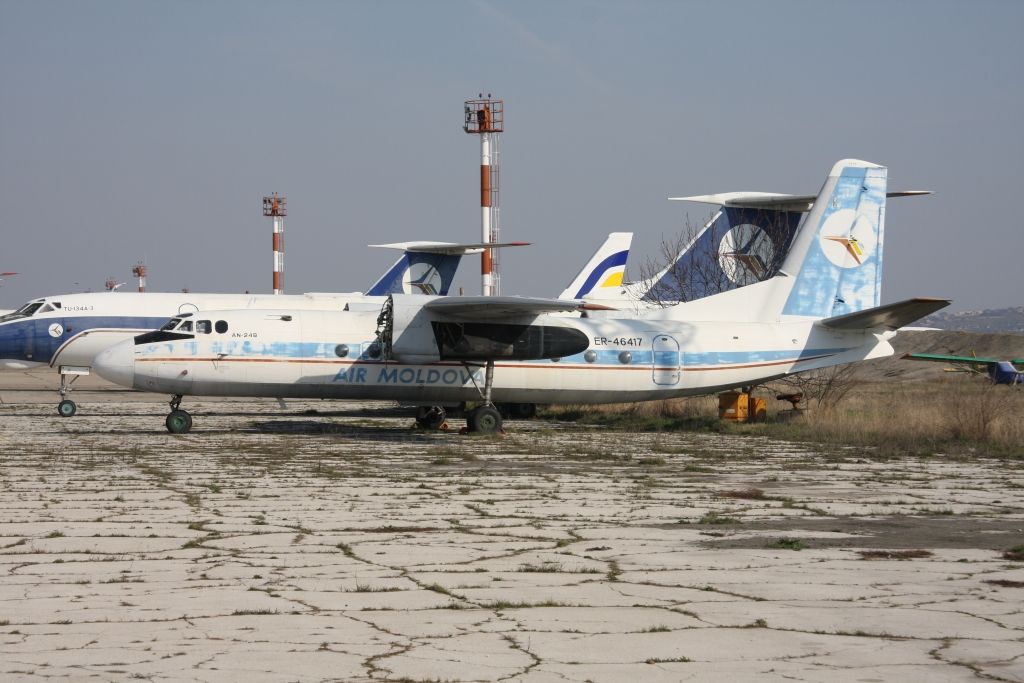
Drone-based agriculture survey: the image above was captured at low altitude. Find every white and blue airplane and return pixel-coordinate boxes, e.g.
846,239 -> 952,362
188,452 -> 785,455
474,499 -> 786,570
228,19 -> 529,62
0,241 -> 522,416
95,159 -> 949,435
0,237 -> 631,417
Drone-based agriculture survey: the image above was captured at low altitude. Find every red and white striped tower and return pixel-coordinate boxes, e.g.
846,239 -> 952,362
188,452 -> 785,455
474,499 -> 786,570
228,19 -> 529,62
263,193 -> 287,295
131,262 -> 147,293
464,95 -> 503,296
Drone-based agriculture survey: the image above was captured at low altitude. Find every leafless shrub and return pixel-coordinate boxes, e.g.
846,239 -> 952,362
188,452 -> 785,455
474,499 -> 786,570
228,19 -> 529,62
944,384 -> 1015,442
771,364 -> 861,414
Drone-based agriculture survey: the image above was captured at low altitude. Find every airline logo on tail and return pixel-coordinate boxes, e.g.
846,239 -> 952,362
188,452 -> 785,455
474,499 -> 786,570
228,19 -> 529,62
820,212 -> 876,267
782,161 -> 887,319
719,224 -> 775,284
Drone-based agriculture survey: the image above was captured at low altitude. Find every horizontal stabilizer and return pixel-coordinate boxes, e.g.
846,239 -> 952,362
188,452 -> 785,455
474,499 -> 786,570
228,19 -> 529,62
370,241 -> 531,255
670,190 -> 930,213
424,296 -> 610,320
819,297 -> 951,331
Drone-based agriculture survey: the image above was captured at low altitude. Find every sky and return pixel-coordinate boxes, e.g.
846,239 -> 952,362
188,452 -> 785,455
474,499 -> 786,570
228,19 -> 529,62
2,0 -> 1022,312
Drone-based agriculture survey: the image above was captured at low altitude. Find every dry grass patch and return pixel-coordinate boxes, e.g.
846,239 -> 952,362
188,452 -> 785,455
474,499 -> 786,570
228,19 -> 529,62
857,549 -> 934,560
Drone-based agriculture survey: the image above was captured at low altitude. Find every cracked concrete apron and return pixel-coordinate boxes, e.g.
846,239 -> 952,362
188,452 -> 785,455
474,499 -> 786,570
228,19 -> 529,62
1,400 -> 1022,682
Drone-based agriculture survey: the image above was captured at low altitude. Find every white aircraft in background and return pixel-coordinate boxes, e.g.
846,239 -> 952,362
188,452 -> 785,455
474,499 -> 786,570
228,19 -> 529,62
96,159 -> 949,435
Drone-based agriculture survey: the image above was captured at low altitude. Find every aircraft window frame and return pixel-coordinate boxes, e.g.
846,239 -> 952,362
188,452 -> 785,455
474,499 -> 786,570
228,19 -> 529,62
196,320 -> 212,334
0,302 -> 44,323
215,320 -> 228,334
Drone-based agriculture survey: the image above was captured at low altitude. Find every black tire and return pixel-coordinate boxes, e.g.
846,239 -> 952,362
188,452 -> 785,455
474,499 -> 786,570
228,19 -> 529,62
467,405 -> 502,434
57,400 -> 77,418
507,403 -> 537,420
415,405 -> 446,430
165,409 -> 193,434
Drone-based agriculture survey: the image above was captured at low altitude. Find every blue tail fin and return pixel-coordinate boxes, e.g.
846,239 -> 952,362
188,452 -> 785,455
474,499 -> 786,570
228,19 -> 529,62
781,160 -> 887,318
365,252 -> 461,296
644,206 -> 802,302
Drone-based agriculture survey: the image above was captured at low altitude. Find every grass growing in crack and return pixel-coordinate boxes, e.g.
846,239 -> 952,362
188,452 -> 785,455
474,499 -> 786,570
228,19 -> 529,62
45,531 -> 64,538
698,512 -> 741,525
641,625 -> 671,633
720,487 -> 765,500
1003,545 -> 1024,561
424,583 -> 454,596
352,584 -> 402,593
485,599 -> 569,609
773,538 -> 807,551
606,560 -> 622,582
646,656 -> 692,664
517,561 -> 563,573
231,609 -> 279,616
984,579 -> 1024,588
858,549 -> 933,560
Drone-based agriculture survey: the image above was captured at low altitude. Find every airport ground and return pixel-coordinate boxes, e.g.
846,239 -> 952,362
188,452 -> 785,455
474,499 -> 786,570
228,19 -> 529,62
1,366 -> 1023,682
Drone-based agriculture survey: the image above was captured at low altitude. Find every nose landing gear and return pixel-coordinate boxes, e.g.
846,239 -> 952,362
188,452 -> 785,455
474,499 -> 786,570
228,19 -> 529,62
165,395 -> 192,434
56,366 -> 89,417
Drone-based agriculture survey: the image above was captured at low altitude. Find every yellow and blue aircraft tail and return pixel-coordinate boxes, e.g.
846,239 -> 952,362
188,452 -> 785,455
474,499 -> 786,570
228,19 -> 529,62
558,232 -> 632,300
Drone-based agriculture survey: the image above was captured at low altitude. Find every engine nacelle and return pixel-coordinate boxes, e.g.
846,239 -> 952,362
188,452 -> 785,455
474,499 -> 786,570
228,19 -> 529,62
382,295 -> 590,363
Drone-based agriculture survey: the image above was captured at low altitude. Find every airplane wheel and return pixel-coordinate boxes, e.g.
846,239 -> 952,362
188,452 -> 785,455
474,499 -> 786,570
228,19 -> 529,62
415,405 -> 446,430
57,400 -> 77,418
467,405 -> 502,434
165,409 -> 193,434
507,403 -> 537,420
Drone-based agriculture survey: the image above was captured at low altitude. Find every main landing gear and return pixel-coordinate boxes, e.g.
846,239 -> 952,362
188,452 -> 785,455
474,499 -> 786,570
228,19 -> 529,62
414,362 -> 505,435
465,360 -> 503,435
165,395 -> 193,434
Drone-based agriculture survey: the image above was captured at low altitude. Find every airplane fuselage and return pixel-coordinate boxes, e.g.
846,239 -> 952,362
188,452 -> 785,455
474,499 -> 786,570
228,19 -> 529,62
98,307 -> 891,405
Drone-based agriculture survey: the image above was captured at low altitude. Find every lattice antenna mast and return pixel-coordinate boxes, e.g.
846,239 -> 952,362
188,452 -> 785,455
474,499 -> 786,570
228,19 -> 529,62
263,193 -> 287,294
464,95 -> 503,296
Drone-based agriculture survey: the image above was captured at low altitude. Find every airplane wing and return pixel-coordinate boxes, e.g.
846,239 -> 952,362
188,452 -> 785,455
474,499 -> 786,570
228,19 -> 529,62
818,297 -> 951,331
424,296 -> 613,320
369,241 -> 530,255
670,190 -> 930,212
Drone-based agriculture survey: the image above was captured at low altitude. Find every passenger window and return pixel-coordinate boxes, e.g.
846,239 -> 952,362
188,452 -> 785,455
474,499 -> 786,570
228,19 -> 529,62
179,320 -> 193,332
215,320 -> 228,334
196,320 -> 212,334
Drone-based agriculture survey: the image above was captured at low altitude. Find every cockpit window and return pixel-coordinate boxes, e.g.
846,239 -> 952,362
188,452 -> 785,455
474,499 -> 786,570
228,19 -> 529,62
179,320 -> 193,332
196,320 -> 212,334
161,318 -> 182,331
39,304 -> 54,314
0,301 -> 45,323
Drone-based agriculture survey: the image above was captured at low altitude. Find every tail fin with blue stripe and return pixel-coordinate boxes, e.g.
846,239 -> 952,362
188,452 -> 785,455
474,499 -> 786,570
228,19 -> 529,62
558,232 -> 632,300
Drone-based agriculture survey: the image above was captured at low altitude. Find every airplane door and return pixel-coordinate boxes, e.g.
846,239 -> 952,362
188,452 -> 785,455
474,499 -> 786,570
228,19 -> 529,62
651,334 -> 681,386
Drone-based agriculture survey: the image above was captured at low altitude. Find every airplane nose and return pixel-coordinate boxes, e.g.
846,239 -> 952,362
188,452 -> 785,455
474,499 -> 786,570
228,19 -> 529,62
94,340 -> 135,388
